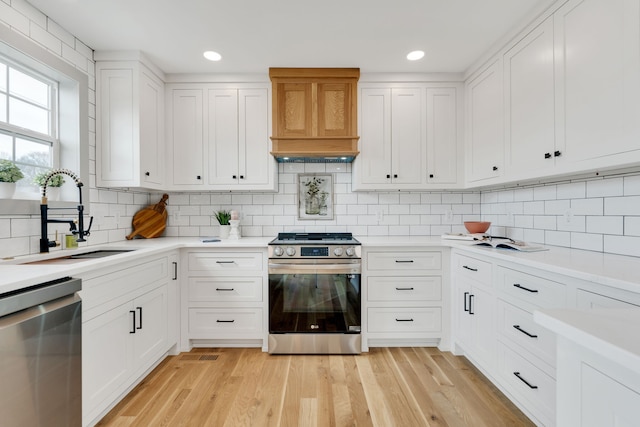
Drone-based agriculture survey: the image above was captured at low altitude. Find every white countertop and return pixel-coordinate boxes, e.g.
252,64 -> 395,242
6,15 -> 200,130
534,308 -> 640,373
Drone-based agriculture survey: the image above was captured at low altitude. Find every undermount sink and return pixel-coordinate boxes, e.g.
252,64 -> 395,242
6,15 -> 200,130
22,250 -> 135,265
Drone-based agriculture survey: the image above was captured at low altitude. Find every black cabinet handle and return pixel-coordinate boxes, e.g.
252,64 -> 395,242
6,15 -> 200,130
216,319 -> 235,323
544,153 -> 551,159
469,294 -> 475,315
464,291 -> 470,312
395,287 -> 414,291
395,260 -> 414,263
513,283 -> 538,293
215,288 -> 235,291
554,150 -> 562,157
514,372 -> 538,389
429,174 -> 434,178
393,174 -> 398,178
395,318 -> 414,322
216,261 -> 236,264
240,175 -> 244,179
386,174 -> 391,179
196,175 -> 201,180
513,325 -> 538,338
233,175 -> 237,179
130,310 -> 136,334
492,166 -> 498,171
463,265 -> 478,272
172,261 -> 178,280
145,171 -> 150,176
136,307 -> 142,330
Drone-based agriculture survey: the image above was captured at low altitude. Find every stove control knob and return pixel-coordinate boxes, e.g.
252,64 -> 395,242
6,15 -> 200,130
346,247 -> 356,257
333,247 -> 344,257
273,246 -> 284,257
286,247 -> 296,257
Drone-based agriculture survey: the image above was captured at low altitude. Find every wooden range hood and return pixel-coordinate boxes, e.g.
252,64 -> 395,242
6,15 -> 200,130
269,68 -> 360,162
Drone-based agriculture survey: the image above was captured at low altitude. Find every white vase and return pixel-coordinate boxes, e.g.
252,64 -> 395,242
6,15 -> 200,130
0,182 -> 16,199
219,224 -> 231,239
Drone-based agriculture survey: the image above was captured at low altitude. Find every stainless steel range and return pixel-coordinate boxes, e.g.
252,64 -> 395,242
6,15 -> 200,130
268,232 -> 361,354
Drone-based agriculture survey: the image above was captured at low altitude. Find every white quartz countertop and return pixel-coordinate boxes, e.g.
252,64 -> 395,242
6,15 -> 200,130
534,308 -> 640,373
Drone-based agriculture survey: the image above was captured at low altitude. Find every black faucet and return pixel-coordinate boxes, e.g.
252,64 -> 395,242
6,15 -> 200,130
39,169 -> 93,253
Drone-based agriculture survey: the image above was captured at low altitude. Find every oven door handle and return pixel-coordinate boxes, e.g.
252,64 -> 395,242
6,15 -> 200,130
268,262 -> 361,275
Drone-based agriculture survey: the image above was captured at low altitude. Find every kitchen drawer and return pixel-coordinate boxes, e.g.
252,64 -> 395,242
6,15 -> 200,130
454,253 -> 492,285
188,277 -> 263,303
187,251 -> 264,274
498,266 -> 566,308
498,342 -> 555,424
577,288 -> 640,309
367,307 -> 441,333
367,251 -> 442,271
188,308 -> 263,338
368,276 -> 442,302
497,299 -> 555,369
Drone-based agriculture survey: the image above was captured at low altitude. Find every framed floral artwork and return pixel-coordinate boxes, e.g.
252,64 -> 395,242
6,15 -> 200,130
297,173 -> 334,220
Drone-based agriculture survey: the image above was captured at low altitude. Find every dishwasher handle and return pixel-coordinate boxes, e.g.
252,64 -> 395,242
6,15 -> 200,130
0,277 -> 81,318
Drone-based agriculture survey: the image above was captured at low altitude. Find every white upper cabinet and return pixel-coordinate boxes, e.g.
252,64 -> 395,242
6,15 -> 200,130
466,58 -> 504,184
504,16 -> 557,180
426,87 -> 461,185
96,55 -> 165,189
354,83 -> 461,191
167,88 -> 205,186
207,88 -> 275,190
166,83 -> 276,191
554,0 -> 640,168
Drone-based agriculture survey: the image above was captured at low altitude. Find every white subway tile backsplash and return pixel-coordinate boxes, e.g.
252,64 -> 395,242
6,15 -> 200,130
556,215 -> 585,232
587,177 -> 624,197
533,185 -> 556,201
624,175 -> 640,195
442,193 -> 463,203
571,233 -> 603,252
30,21 -> 61,54
586,216 -> 624,235
523,201 -> 545,215
604,235 -> 640,257
513,188 -> 534,202
570,198 -> 603,215
605,196 -> 640,215
556,182 -> 585,199
422,193 -> 442,204
545,230 -> 570,247
534,215 -> 556,230
625,217 -> 640,236
544,200 -> 570,215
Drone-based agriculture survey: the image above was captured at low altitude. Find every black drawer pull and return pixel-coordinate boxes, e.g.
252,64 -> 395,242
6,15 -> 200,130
172,261 -> 178,280
216,319 -> 235,323
554,150 -> 562,157
513,372 -> 538,389
464,291 -> 470,312
513,325 -> 538,338
463,265 -> 478,272
395,260 -> 414,263
216,288 -> 235,291
395,318 -> 414,322
395,287 -> 414,291
544,152 -> 551,159
513,283 -> 538,293
469,294 -> 475,315
136,307 -> 142,330
216,261 -> 236,264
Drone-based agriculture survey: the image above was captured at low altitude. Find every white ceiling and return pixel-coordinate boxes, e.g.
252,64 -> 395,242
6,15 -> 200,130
26,0 -> 553,75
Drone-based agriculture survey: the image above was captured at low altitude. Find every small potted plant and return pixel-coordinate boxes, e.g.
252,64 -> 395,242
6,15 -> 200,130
0,159 -> 24,199
33,171 -> 66,201
214,210 -> 231,239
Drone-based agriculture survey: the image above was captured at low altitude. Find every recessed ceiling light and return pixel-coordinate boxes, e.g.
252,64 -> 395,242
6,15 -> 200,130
407,50 -> 425,61
203,51 -> 222,61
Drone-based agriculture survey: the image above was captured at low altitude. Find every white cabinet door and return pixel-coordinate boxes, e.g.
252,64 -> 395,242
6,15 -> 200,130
168,88 -> 204,186
132,284 -> 168,372
466,58 -> 504,183
504,16 -> 556,179
357,88 -> 392,186
83,300 -> 134,423
139,68 -> 164,187
239,88 -> 272,188
426,86 -> 459,185
555,0 -> 640,164
207,89 -> 239,185
391,88 -> 423,185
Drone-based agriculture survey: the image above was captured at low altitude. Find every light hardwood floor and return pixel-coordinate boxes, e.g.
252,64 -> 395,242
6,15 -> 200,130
97,347 -> 534,427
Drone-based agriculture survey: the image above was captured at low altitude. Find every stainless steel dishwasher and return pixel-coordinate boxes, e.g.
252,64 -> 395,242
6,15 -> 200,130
0,276 -> 82,427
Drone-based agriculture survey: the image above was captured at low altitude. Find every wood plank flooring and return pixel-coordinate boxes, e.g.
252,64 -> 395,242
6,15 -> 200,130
97,347 -> 534,427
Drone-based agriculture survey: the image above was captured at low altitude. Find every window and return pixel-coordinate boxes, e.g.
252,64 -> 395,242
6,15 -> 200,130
0,58 -> 59,196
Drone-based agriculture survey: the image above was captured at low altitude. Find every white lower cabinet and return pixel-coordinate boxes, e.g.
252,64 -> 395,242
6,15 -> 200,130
80,253 -> 175,427
182,249 -> 267,350
363,247 -> 448,350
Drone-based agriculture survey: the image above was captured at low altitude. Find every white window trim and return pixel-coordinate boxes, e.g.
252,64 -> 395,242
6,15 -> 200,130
0,25 -> 89,215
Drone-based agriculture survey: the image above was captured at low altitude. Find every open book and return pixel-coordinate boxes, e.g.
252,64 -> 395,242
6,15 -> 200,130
474,238 -> 548,252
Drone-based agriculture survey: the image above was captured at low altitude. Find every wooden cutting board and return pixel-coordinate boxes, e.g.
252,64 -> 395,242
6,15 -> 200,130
126,194 -> 169,240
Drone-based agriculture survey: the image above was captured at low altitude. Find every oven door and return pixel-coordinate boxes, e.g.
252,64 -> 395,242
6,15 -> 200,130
269,259 -> 361,334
